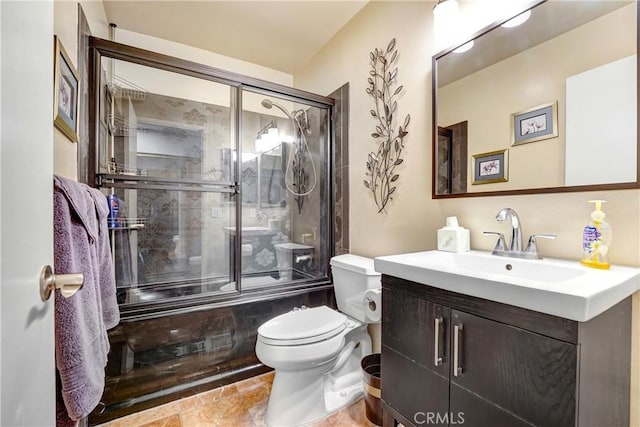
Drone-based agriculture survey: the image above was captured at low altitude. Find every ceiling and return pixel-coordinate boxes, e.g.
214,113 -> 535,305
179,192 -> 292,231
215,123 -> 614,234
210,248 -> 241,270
102,1 -> 369,74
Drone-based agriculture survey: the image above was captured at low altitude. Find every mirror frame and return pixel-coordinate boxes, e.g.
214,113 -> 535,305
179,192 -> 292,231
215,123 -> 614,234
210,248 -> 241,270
431,0 -> 640,199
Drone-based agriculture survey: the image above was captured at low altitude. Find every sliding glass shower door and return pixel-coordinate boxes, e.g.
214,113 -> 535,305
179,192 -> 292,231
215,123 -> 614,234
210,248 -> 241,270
91,40 -> 333,317
238,91 -> 329,289
97,57 -> 238,310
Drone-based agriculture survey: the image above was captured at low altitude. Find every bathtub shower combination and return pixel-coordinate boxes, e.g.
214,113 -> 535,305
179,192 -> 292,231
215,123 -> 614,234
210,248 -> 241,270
87,38 -> 338,423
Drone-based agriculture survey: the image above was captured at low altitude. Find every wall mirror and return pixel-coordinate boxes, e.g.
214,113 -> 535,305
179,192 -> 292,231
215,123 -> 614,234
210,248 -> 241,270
433,0 -> 639,198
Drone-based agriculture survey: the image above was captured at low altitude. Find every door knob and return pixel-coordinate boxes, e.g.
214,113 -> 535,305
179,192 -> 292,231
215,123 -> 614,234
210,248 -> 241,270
40,265 -> 84,301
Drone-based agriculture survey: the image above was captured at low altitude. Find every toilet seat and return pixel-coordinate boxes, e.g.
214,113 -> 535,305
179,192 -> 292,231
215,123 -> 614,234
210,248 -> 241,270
258,306 -> 347,346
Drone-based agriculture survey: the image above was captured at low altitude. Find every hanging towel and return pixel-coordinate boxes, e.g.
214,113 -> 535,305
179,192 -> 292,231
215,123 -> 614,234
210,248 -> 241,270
53,175 -> 119,426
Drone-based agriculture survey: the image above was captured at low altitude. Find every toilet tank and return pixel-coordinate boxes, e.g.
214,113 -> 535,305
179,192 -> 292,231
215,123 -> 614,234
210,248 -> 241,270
330,254 -> 381,322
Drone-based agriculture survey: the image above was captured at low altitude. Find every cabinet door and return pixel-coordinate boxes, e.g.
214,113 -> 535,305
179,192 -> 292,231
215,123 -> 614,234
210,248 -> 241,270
382,287 -> 450,376
449,385 -> 532,427
382,345 -> 449,425
382,287 -> 451,424
450,310 -> 576,426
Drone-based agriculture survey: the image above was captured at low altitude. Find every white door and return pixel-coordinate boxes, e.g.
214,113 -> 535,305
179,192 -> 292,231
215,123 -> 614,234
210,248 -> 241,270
1,1 -> 56,426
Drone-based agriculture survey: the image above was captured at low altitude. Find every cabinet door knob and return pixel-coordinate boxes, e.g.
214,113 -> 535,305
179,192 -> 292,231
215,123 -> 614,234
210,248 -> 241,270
453,323 -> 463,377
434,316 -> 444,366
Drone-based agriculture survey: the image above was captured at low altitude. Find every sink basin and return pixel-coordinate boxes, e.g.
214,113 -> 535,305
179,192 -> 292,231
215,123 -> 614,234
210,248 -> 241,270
403,250 -> 586,284
374,250 -> 640,321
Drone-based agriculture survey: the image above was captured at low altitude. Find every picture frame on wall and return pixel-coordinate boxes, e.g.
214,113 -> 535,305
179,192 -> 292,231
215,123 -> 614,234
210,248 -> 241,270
511,101 -> 558,146
53,36 -> 79,143
472,149 -> 508,185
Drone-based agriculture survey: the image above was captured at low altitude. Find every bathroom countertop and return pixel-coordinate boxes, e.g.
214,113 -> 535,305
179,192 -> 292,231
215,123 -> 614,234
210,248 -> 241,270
374,250 -> 640,322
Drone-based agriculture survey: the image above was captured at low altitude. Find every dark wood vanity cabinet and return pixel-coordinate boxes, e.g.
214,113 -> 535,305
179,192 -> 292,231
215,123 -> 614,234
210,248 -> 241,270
380,275 -> 632,427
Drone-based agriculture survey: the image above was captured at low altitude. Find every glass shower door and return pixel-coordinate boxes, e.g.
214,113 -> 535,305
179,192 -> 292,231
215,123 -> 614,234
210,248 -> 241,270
238,90 -> 330,290
97,57 -> 239,310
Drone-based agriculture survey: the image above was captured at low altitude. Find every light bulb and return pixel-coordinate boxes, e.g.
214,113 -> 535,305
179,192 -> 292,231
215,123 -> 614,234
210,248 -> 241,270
434,0 -> 462,50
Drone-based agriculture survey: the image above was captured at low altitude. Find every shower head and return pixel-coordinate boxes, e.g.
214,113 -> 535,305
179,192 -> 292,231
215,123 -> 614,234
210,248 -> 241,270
261,99 -> 294,120
262,99 -> 312,138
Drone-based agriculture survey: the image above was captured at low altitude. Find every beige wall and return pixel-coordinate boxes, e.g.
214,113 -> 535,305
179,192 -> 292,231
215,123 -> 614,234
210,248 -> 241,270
295,1 -> 438,258
294,1 -> 640,424
438,4 -> 635,192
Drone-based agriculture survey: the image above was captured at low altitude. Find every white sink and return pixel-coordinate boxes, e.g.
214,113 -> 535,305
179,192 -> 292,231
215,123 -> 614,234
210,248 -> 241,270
374,250 -> 640,322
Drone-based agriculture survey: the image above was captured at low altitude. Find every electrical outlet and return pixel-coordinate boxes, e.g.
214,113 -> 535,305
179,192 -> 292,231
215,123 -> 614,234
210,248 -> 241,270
250,208 -> 257,218
211,207 -> 222,218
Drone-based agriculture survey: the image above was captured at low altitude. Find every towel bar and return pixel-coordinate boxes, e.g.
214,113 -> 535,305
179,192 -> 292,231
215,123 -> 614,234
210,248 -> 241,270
39,265 -> 84,301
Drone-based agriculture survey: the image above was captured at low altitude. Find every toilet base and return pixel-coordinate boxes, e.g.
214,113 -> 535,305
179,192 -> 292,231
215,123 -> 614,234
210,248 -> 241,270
264,330 -> 371,427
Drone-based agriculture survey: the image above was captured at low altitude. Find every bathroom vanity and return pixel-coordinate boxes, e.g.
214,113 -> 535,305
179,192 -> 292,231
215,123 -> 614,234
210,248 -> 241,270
375,251 -> 640,427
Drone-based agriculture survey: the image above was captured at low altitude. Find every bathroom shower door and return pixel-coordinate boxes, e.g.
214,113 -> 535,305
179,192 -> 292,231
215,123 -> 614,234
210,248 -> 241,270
90,38 -> 335,313
238,90 -> 330,290
94,55 -> 241,314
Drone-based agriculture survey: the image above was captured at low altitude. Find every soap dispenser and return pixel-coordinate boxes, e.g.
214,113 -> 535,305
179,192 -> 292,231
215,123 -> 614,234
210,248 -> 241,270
580,200 -> 611,270
437,216 -> 470,253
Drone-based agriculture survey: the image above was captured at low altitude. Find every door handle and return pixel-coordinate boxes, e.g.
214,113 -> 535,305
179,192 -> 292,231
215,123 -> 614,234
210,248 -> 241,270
453,323 -> 463,377
39,265 -> 84,301
434,316 -> 443,366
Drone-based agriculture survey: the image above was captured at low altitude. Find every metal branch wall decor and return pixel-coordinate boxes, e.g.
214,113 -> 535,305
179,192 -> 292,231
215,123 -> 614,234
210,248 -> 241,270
364,38 -> 410,214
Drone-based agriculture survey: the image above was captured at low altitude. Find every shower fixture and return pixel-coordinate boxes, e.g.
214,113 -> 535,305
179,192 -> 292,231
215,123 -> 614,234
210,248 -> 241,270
261,99 -> 317,214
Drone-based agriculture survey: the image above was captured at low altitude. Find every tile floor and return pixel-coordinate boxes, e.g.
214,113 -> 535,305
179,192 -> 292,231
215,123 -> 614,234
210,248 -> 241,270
97,371 -> 378,427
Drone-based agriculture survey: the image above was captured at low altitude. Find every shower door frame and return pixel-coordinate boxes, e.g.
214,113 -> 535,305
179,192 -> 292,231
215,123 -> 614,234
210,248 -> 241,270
88,37 -> 336,320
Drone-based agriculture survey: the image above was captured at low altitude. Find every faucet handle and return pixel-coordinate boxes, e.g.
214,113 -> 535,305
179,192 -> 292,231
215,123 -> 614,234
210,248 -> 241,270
483,231 -> 507,253
524,234 -> 557,259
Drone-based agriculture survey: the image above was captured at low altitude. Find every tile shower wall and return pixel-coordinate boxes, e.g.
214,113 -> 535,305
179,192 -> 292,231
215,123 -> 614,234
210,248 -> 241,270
330,83 -> 350,256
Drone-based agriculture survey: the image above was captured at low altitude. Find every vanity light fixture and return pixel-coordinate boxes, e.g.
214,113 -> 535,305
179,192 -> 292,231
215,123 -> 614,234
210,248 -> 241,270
501,9 -> 531,28
433,0 -> 461,48
433,0 -> 460,22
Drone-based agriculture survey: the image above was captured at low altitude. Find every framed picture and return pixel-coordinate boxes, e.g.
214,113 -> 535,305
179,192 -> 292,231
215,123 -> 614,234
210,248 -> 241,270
511,101 -> 558,146
472,149 -> 508,185
53,36 -> 79,142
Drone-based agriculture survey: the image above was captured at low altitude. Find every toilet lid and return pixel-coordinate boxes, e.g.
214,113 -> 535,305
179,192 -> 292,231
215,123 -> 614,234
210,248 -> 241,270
258,306 -> 347,345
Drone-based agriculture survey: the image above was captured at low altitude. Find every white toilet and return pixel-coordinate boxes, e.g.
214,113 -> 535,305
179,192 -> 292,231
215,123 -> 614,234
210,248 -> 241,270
255,254 -> 381,427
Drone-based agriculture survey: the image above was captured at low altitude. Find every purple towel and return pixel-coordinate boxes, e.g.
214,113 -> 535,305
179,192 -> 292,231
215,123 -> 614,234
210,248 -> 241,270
53,175 -> 119,425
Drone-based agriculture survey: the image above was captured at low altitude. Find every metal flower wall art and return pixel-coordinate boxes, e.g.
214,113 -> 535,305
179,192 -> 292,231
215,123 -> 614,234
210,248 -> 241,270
364,38 -> 410,214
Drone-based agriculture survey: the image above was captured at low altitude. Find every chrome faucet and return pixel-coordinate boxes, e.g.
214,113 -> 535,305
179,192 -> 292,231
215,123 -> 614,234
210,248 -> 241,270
484,208 -> 556,260
495,208 -> 523,252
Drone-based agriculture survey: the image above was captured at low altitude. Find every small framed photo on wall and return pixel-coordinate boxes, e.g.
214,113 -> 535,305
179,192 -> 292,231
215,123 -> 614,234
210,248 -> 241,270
511,101 -> 558,146
53,36 -> 79,143
472,149 -> 508,185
